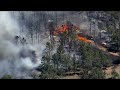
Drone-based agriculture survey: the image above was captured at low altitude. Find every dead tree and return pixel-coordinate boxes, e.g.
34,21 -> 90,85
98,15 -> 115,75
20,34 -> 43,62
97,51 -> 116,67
14,36 -> 20,45
48,19 -> 55,45
55,11 -> 58,27
63,11 -> 65,24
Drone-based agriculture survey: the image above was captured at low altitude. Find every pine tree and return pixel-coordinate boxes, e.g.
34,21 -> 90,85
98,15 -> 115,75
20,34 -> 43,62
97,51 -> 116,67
111,70 -> 119,79
81,67 -> 106,79
1,75 -> 14,79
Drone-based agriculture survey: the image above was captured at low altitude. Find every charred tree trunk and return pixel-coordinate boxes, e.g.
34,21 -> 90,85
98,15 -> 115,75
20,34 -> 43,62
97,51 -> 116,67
55,11 -> 57,27
63,11 -> 64,24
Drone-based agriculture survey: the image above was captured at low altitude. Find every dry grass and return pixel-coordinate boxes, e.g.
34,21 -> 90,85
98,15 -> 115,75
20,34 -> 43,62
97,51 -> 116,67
60,74 -> 80,79
103,65 -> 120,78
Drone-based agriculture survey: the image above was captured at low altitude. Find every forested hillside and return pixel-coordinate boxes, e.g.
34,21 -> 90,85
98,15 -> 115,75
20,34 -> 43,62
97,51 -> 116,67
0,11 -> 120,79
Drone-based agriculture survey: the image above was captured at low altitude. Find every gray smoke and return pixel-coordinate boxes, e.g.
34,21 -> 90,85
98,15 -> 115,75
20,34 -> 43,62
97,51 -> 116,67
0,11 -> 45,79
0,11 -> 103,78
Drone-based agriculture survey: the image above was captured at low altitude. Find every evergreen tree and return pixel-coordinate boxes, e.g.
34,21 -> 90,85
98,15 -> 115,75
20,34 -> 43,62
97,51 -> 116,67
81,68 -> 106,79
1,75 -> 13,79
111,70 -> 119,79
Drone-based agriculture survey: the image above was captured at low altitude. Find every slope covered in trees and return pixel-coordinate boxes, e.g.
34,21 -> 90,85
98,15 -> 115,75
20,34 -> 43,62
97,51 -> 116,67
1,11 -> 120,79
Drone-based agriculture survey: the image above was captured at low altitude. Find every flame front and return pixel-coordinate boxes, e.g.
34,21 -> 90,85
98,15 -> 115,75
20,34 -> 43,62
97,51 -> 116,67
53,24 -> 92,44
76,35 -> 92,44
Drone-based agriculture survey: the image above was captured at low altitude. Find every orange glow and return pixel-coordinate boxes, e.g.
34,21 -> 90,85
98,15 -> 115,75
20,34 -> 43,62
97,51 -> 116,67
54,24 -> 78,35
76,35 -> 92,44
53,24 -> 91,44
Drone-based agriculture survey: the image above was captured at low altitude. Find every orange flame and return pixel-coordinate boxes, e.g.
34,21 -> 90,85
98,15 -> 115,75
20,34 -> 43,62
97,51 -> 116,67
54,24 -> 78,35
76,35 -> 92,44
53,24 -> 91,44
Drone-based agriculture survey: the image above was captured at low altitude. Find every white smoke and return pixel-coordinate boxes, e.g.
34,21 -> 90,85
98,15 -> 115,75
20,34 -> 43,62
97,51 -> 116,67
0,11 -> 93,78
0,11 -> 45,79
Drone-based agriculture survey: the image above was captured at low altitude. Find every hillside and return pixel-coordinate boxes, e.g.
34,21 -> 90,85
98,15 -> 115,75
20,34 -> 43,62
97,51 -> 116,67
0,11 -> 120,79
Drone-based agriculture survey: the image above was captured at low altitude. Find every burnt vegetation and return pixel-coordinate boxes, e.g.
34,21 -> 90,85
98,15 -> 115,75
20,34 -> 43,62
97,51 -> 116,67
1,11 -> 120,79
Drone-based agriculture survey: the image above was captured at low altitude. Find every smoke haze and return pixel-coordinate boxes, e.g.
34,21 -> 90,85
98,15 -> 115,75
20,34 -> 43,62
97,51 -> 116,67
0,11 -> 45,79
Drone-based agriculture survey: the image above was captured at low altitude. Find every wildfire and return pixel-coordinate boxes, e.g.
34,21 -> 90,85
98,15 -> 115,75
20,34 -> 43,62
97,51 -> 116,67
54,24 -> 78,35
76,35 -> 92,44
53,24 -> 92,44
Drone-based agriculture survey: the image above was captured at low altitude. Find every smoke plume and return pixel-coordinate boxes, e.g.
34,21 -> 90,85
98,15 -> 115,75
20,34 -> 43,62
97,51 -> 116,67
0,11 -> 44,79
